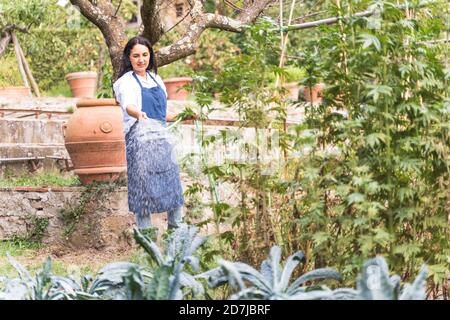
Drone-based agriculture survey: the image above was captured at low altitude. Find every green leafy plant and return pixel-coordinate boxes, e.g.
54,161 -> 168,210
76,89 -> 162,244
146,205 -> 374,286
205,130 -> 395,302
133,223 -> 208,299
96,62 -> 113,99
298,256 -> 429,300
0,172 -> 80,188
200,245 -> 342,299
0,254 -> 150,300
286,0 -> 449,296
0,55 -> 23,86
0,237 -> 428,300
199,248 -> 428,300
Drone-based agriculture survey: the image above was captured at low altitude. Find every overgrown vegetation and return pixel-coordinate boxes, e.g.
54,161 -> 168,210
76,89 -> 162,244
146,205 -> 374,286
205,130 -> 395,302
181,1 -> 449,299
21,215 -> 49,244
1,0 -> 448,300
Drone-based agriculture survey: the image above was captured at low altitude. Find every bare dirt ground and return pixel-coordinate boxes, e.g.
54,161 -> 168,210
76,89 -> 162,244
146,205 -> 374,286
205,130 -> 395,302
0,243 -> 140,277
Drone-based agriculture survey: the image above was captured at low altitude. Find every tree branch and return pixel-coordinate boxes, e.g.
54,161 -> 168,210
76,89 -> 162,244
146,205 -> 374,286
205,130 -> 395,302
0,32 -> 11,58
114,0 -> 123,17
237,0 -> 274,25
156,0 -> 274,67
0,25 -> 29,58
72,0 -> 274,79
164,7 -> 192,34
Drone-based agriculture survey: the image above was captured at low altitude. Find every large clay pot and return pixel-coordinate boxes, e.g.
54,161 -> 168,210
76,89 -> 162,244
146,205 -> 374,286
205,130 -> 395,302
163,77 -> 192,100
65,71 -> 98,98
63,98 -> 126,185
0,86 -> 31,98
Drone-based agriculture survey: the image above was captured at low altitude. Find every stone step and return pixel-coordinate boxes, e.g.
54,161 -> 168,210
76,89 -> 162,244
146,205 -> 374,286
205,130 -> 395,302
0,119 -> 65,144
0,143 -> 68,157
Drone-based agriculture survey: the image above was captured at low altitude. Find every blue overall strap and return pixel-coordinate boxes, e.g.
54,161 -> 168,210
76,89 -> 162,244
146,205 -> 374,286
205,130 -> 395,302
147,72 -> 162,89
132,71 -> 167,123
132,72 -> 144,88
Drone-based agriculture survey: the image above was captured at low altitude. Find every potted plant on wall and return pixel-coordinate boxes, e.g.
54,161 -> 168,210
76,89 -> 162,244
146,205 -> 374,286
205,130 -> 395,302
65,69 -> 98,98
302,82 -> 325,104
163,77 -> 193,100
282,66 -> 306,101
159,60 -> 193,100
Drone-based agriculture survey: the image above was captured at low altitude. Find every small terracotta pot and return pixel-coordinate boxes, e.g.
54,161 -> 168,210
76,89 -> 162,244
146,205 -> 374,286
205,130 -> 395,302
303,83 -> 325,103
63,98 -> 126,185
163,77 -> 192,100
65,71 -> 98,98
0,86 -> 31,98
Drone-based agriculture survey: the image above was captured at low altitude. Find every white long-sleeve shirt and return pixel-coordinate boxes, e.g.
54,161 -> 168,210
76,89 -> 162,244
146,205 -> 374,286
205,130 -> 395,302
113,70 -> 167,135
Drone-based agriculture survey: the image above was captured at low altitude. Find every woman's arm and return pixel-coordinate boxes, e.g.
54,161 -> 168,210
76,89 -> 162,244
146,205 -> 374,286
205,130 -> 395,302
126,105 -> 147,120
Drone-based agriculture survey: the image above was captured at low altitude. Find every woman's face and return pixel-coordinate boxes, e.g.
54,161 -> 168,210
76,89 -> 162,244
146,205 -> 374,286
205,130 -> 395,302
129,44 -> 150,74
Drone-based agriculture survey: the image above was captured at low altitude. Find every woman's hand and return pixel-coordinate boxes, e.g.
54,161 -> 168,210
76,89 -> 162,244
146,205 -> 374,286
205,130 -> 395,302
126,105 -> 148,121
138,111 -> 148,121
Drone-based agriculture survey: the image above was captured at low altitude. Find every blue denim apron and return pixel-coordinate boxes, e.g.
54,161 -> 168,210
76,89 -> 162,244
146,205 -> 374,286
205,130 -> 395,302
125,71 -> 184,215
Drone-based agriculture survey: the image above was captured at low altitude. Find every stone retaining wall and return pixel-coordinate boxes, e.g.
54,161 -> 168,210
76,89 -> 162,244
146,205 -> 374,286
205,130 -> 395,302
0,186 -> 172,250
0,173 -> 233,250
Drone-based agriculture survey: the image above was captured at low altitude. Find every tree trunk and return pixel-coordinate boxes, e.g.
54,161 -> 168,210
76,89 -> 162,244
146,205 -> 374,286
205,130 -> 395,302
0,32 -> 11,57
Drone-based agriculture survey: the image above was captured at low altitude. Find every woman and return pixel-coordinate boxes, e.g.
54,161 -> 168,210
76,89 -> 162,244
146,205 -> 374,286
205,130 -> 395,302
113,36 -> 184,230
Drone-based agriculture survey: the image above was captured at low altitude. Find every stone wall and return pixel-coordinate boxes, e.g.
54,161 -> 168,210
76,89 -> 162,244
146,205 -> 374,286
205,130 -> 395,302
0,187 -> 132,249
0,173 -> 230,250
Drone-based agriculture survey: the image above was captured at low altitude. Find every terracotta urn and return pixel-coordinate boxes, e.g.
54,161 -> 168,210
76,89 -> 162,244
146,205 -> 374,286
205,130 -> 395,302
63,98 -> 126,185
65,71 -> 98,98
163,77 -> 192,100
303,83 -> 325,104
0,86 -> 31,98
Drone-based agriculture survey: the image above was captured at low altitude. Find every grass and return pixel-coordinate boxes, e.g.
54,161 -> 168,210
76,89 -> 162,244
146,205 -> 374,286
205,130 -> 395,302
0,55 -> 23,87
0,239 -> 44,277
0,172 -> 81,188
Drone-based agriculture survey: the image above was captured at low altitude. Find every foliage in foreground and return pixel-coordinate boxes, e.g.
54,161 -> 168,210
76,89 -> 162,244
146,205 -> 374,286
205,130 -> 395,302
0,224 -> 428,300
203,251 -> 428,300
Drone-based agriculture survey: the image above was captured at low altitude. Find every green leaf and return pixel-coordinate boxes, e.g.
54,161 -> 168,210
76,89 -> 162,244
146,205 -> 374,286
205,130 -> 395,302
366,133 -> 388,148
147,266 -> 170,300
347,193 -> 365,205
312,232 -> 330,246
359,33 -> 381,51
366,85 -> 393,103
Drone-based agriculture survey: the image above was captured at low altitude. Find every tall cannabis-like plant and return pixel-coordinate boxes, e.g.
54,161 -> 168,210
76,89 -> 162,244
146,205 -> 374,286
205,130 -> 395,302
200,245 -> 342,299
184,17 -> 291,266
289,0 -> 449,295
